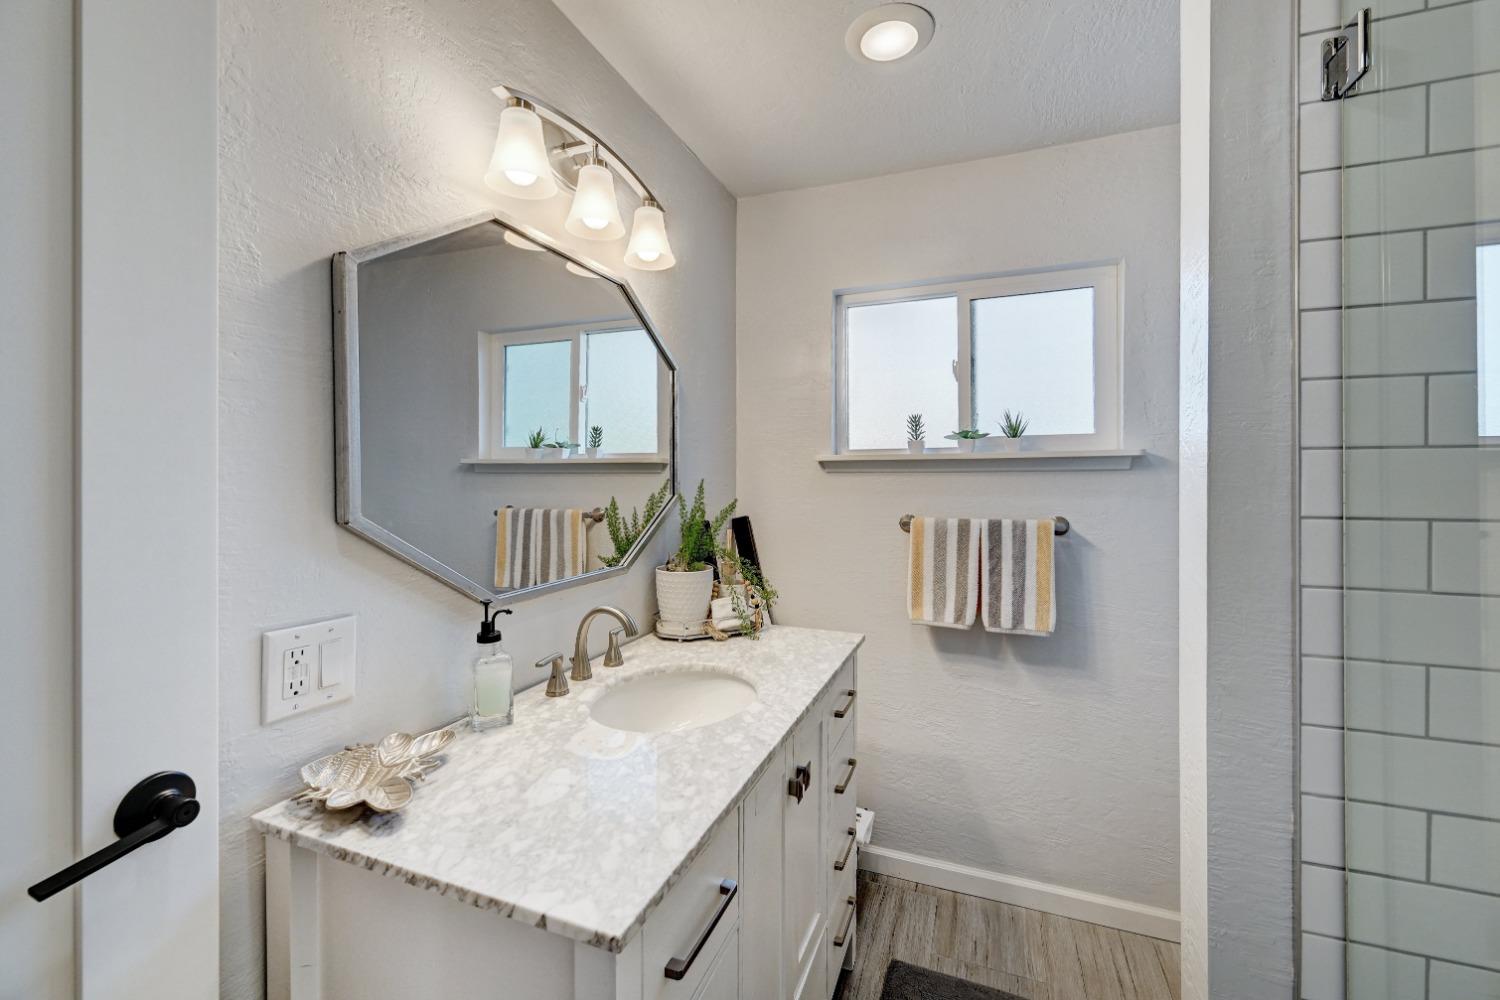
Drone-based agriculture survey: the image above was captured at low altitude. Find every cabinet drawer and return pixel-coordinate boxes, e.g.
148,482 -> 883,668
827,868 -> 858,984
644,816 -> 742,1000
827,658 -> 857,753
826,723 -> 858,870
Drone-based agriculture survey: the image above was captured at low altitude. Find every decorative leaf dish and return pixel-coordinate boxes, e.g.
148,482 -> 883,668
296,727 -> 456,813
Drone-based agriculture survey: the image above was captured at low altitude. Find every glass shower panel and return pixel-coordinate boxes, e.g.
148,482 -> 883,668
1338,3 -> 1500,995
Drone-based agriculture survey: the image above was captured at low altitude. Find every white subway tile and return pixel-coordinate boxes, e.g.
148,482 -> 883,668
1341,86 -> 1430,167
1348,943 -> 1427,1000
1300,0 -> 1339,35
1344,232 -> 1426,306
1302,794 -> 1345,868
1344,301 -> 1478,376
1428,373 -> 1479,446
1346,800 -> 1429,880
1431,961 -> 1500,1000
1302,170 -> 1343,241
1343,375 -> 1427,446
1429,666 -> 1500,742
1428,222 -> 1500,300
1301,101 -> 1341,172
1345,519 -> 1430,591
1302,379 -> 1343,449
1300,933 -> 1345,1000
1358,1 -> 1500,93
1301,519 -> 1343,589
1346,660 -> 1428,737
1344,148 -> 1500,237
1430,71 -> 1500,154
1431,521 -> 1500,595
1347,872 -> 1500,972
1302,238 -> 1344,310
1304,724 -> 1346,797
1346,731 -> 1500,818
1301,310 -> 1342,378
1303,449 -> 1343,518
1345,448 -> 1500,520
1431,814 -> 1500,893
1303,863 -> 1348,938
1303,655 -> 1345,726
1304,587 -> 1346,658
1345,589 -> 1500,668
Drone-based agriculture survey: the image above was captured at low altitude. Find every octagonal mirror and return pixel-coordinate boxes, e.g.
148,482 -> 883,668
334,213 -> 677,604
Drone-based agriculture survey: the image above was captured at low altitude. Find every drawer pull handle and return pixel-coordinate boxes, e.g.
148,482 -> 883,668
834,827 -> 857,872
663,878 -> 738,981
833,895 -> 857,948
833,689 -> 857,719
835,757 -> 858,795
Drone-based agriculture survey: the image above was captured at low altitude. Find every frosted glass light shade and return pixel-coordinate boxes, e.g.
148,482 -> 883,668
624,203 -> 676,271
564,163 -> 626,241
484,104 -> 557,200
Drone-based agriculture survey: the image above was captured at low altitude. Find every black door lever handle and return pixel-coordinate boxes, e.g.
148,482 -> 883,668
28,771 -> 199,902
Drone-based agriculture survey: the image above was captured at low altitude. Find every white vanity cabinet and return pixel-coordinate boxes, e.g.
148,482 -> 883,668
257,630 -> 862,1000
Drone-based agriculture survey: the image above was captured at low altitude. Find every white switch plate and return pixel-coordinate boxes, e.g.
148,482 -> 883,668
262,615 -> 356,723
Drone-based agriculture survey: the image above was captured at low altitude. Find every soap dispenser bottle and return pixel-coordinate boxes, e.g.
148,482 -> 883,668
472,601 -> 515,731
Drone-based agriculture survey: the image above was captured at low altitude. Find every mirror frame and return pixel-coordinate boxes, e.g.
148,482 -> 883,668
332,210 -> 679,605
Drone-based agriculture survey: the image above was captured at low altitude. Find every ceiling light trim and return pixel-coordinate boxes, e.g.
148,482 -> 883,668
845,3 -> 935,65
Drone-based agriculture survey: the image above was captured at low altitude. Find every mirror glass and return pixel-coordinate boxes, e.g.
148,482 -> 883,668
339,217 -> 675,602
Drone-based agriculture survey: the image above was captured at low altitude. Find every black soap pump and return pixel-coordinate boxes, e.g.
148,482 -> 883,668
472,601 -> 514,731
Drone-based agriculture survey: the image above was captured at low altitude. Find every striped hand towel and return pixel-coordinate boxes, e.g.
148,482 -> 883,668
494,507 -> 587,590
980,519 -> 1057,635
907,517 -> 980,628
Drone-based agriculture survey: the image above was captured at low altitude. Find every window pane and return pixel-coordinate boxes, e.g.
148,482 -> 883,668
1479,244 -> 1500,438
582,328 -> 658,453
503,340 -> 571,446
846,296 -> 958,449
972,287 -> 1095,437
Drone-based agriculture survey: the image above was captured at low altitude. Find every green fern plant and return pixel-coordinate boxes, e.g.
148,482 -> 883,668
599,480 -> 671,568
666,480 -> 737,572
999,410 -> 1030,438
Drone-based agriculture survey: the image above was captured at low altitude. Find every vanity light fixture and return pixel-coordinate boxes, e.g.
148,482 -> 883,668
845,3 -> 935,64
487,86 -> 677,270
484,99 -> 558,200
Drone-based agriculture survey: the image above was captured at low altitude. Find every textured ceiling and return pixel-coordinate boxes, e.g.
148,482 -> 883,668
548,0 -> 1180,196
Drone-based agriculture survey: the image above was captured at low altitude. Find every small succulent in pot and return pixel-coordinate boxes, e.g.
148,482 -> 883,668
525,426 -> 548,459
587,424 -> 604,458
998,410 -> 1030,451
542,430 -> 577,458
905,413 -> 926,454
943,428 -> 990,453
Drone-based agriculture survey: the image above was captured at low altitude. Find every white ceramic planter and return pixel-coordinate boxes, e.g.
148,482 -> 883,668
996,438 -> 1018,452
906,440 -> 926,454
953,438 -> 977,453
541,448 -> 563,460
586,446 -> 600,459
525,447 -> 545,460
656,567 -> 714,625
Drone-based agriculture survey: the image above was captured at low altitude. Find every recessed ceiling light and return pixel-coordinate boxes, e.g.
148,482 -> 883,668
846,4 -> 935,65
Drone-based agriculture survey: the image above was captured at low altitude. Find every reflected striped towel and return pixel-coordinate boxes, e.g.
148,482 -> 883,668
494,507 -> 587,590
907,517 -> 980,628
980,519 -> 1056,635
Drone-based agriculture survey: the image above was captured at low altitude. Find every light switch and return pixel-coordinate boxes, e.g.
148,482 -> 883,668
262,615 -> 357,723
319,635 -> 349,688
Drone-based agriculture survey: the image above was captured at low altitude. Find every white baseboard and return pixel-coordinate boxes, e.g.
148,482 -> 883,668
858,844 -> 1181,943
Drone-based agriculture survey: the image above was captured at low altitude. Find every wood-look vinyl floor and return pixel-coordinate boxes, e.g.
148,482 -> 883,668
834,872 -> 1182,1000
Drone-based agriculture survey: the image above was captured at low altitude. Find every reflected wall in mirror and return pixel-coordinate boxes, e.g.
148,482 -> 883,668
335,214 -> 677,603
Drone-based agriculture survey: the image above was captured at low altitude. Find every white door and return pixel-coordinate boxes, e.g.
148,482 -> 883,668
1,2 -> 219,998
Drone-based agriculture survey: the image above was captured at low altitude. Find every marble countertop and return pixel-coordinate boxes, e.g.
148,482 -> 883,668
251,625 -> 863,952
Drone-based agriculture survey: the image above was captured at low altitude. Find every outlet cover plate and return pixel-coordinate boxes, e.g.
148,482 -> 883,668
262,615 -> 356,723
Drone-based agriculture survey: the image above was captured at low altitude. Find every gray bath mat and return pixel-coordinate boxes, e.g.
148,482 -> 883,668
880,960 -> 1028,1000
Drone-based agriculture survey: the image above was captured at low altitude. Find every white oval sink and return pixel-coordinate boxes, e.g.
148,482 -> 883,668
590,670 -> 757,734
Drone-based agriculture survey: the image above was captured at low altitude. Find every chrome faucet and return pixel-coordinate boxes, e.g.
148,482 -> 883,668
571,606 -> 639,681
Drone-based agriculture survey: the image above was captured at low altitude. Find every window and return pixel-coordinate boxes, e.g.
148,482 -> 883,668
1479,243 -> 1500,439
479,322 -> 664,457
835,264 -> 1120,452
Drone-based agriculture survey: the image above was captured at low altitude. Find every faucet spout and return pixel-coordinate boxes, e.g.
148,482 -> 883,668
571,606 -> 639,681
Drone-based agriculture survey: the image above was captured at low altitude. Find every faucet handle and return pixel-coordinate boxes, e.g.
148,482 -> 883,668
603,628 -> 626,668
536,653 -> 569,698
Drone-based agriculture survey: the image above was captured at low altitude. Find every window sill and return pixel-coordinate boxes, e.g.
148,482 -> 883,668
460,457 -> 668,471
817,449 -> 1144,471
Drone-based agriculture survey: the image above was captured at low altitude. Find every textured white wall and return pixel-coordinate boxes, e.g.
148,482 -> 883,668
736,126 -> 1182,912
217,1 -> 735,994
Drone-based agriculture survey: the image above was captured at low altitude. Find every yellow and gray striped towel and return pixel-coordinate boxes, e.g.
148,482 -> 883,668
979,519 -> 1056,635
907,517 -> 981,628
495,507 -> 587,590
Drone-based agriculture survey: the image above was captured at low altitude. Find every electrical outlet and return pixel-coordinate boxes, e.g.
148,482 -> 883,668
263,616 -> 356,723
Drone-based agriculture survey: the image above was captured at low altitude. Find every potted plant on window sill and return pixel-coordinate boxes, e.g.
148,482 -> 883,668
998,410 -> 1031,452
586,425 -> 603,459
525,427 -> 548,460
944,428 -> 989,454
906,413 -> 927,454
656,481 -> 737,631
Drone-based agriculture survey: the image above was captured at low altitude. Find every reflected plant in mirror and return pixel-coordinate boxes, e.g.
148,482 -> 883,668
601,480 -> 670,568
334,214 -> 677,602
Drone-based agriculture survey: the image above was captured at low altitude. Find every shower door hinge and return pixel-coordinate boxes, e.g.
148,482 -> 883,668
1321,8 -> 1372,101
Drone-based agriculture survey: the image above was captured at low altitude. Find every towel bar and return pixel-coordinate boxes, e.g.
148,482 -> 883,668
899,514 -> 1069,536
495,506 -> 607,523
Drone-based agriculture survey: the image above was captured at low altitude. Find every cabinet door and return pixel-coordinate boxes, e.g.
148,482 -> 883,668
783,710 -> 825,995
740,750 -> 786,1000
695,927 -> 739,1000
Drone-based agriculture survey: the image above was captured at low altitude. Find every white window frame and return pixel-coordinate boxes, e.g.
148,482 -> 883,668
834,263 -> 1122,453
477,320 -> 668,458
